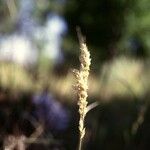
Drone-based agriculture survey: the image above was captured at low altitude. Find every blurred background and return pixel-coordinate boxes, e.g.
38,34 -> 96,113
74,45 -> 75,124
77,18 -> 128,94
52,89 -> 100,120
0,0 -> 149,149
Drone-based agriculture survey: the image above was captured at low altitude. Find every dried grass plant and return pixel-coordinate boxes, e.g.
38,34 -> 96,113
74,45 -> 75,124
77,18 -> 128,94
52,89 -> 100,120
73,28 -> 98,150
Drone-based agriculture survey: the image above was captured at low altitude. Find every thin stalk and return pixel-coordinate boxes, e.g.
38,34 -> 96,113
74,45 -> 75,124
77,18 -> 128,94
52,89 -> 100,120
78,137 -> 83,150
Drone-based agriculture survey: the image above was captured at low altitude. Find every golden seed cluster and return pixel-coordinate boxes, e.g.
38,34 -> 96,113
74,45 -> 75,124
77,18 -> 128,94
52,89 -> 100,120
73,40 -> 91,141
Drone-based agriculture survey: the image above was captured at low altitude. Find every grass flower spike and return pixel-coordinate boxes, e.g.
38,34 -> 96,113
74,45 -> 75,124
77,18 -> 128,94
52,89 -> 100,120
73,28 -> 91,150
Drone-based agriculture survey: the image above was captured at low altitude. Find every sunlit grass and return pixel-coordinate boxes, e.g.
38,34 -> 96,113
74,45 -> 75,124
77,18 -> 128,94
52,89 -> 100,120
100,56 -> 149,100
0,62 -> 33,92
0,56 -> 149,102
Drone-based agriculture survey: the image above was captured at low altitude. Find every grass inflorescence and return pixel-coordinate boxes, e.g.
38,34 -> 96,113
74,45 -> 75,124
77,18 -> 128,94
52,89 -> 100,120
73,28 -> 91,150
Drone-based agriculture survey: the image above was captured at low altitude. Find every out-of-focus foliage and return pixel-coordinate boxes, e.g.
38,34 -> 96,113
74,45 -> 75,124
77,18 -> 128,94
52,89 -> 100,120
0,62 -> 33,92
118,0 -> 150,57
100,57 -> 150,99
